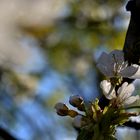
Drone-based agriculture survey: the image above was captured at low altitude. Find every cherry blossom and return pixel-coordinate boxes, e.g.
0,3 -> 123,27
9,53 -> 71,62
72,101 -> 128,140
100,80 -> 139,105
100,80 -> 116,99
97,50 -> 140,79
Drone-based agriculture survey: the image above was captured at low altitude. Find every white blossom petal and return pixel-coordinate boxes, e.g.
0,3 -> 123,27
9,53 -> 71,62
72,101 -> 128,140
109,50 -> 124,64
117,82 -> 128,99
97,64 -> 113,77
97,52 -> 110,65
97,52 -> 114,77
100,80 -> 116,99
123,83 -> 135,99
120,65 -> 139,77
118,83 -> 135,101
129,65 -> 140,79
123,95 -> 139,105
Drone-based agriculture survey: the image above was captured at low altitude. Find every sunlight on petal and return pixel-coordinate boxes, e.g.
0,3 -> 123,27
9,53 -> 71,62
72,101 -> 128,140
124,95 -> 139,105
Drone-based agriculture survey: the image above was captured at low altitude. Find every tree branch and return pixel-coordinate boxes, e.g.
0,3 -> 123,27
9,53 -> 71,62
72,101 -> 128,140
123,0 -> 140,65
122,0 -> 140,130
0,127 -> 17,140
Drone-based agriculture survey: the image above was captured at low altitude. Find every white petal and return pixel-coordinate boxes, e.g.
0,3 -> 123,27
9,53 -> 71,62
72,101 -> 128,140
97,52 -> 108,67
117,82 -> 128,99
97,52 -> 114,77
120,65 -> 138,77
118,83 -> 135,103
109,50 -> 124,64
100,80 -> 111,93
100,80 -> 116,99
124,95 -> 140,105
97,64 -> 113,77
97,52 -> 112,66
123,83 -> 135,99
129,65 -> 140,79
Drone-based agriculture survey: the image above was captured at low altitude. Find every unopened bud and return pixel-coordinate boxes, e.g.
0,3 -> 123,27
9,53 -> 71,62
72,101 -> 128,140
69,95 -> 84,111
73,115 -> 86,128
55,102 -> 69,116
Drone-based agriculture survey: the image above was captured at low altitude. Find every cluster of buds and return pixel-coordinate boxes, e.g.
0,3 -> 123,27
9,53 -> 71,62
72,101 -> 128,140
55,95 -> 137,140
55,95 -> 87,128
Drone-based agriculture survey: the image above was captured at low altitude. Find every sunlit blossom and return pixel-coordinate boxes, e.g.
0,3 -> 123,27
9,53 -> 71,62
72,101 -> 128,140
116,82 -> 139,105
97,50 -> 140,79
100,80 -> 139,105
100,80 -> 116,99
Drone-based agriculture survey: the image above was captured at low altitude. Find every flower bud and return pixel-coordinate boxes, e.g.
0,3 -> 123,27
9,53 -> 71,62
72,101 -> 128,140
69,95 -> 84,111
73,115 -> 86,128
55,102 -> 69,116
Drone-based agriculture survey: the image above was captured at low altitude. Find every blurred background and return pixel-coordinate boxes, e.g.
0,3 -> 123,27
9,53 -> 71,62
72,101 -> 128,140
0,0 -> 140,140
